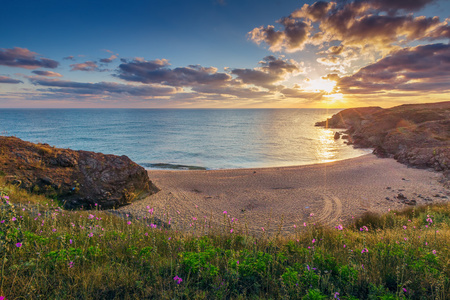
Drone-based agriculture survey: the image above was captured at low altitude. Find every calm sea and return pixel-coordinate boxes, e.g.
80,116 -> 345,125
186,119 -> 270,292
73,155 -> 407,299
0,109 -> 370,170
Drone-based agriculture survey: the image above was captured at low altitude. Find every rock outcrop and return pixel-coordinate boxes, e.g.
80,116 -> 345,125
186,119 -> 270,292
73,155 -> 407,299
0,136 -> 159,209
316,101 -> 450,185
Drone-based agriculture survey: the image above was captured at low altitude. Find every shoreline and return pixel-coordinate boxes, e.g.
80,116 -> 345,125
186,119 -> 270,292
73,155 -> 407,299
119,154 -> 449,235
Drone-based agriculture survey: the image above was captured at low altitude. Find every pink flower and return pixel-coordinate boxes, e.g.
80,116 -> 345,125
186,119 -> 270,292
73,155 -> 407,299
223,211 -> 227,214
303,222 -> 307,227
127,221 -> 131,225
309,213 -> 314,217
312,239 -> 316,243
432,250 -> 437,255
16,242 -> 22,248
361,248 -> 368,253
360,226 -> 368,232
230,229 -> 233,233
261,227 -> 265,232
70,239 -> 73,244
173,275 -> 183,284
11,217 -> 16,222
337,224 -> 343,230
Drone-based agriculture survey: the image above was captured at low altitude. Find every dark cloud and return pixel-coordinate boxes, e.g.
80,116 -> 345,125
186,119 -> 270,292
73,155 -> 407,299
250,0 -> 449,54
336,43 -> 450,94
70,61 -> 99,71
0,47 -> 59,69
0,75 -> 23,84
29,77 -> 177,97
117,59 -> 231,86
231,56 -> 301,89
369,0 -> 436,12
31,70 -> 63,77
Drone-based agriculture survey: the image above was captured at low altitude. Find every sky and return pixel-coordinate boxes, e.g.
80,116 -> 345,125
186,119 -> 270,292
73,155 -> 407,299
0,0 -> 449,108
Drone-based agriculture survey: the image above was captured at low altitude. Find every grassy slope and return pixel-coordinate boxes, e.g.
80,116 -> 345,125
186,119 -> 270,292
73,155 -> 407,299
0,178 -> 449,299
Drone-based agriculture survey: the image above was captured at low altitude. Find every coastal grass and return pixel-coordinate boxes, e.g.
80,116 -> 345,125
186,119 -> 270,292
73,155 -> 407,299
0,180 -> 449,299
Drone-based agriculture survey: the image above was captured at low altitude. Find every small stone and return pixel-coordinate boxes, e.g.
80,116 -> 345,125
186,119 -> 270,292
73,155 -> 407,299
386,187 -> 391,189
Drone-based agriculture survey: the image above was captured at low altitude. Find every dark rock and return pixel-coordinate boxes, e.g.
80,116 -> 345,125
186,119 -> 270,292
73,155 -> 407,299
315,101 -> 450,174
0,136 -> 159,209
397,193 -> 407,200
334,132 -> 341,139
342,135 -> 349,140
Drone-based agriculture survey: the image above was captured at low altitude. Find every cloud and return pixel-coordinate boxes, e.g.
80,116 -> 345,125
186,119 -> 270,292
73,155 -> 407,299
231,56 -> 302,89
70,61 -> 99,71
117,59 -> 231,86
0,47 -> 59,69
63,56 -> 75,61
249,0 -> 449,55
29,77 -> 177,97
248,18 -> 311,52
100,55 -> 118,63
0,75 -> 23,84
31,70 -> 63,77
335,43 -> 450,94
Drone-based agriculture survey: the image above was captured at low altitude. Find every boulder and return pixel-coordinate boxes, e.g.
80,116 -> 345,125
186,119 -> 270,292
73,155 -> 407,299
334,132 -> 341,140
0,136 -> 159,209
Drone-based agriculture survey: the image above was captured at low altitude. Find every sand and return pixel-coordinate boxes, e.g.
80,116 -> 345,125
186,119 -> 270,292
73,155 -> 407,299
118,154 -> 449,235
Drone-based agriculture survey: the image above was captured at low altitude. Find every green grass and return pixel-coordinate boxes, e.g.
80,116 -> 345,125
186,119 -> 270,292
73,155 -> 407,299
0,180 -> 449,299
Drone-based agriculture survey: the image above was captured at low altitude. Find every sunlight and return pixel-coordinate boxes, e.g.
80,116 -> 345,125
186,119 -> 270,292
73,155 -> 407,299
306,79 -> 336,93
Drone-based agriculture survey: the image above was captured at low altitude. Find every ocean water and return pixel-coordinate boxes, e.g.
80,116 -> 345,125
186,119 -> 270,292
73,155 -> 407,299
0,109 -> 371,170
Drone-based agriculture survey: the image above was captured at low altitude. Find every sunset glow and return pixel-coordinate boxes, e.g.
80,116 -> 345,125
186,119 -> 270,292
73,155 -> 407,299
0,0 -> 449,108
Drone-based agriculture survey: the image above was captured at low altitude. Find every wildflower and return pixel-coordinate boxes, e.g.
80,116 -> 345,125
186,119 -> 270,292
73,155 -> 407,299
11,217 -> 16,222
303,222 -> 307,227
337,224 -> 343,230
403,226 -> 407,230
70,239 -> 73,244
432,250 -> 437,255
69,261 -> 74,268
334,292 -> 340,299
145,232 -> 148,236
261,227 -> 265,232
173,275 -> 183,284
293,224 -> 296,228
360,226 -> 368,232
52,228 -> 56,232
88,233 -> 93,238
192,217 -> 197,221
127,221 -> 131,225
309,213 -> 314,217
361,248 -> 369,254
426,218 -> 433,223
404,237 -> 407,241
343,245 -> 346,248
307,265 -> 310,271
312,239 -> 316,243
230,229 -> 233,233
223,211 -> 227,214
88,214 -> 95,219
236,260 -> 239,265
16,242 -> 22,248
403,288 -> 407,293
0,220 -> 4,224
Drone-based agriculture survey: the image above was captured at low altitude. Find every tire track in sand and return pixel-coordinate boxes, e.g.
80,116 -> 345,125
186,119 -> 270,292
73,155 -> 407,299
314,193 -> 343,226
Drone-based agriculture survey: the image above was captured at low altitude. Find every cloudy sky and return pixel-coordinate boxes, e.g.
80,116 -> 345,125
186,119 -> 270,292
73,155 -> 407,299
1,0 -> 449,108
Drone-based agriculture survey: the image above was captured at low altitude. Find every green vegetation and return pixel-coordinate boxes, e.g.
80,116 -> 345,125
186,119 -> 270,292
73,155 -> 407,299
0,179 -> 449,299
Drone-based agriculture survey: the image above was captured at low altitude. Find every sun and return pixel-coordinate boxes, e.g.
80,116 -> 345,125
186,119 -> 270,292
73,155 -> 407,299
307,79 -> 336,93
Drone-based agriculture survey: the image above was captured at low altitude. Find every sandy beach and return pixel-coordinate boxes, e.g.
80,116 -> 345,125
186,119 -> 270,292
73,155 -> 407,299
119,154 -> 449,235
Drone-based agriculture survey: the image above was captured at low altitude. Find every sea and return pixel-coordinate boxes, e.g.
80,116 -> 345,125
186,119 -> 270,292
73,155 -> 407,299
0,109 -> 371,170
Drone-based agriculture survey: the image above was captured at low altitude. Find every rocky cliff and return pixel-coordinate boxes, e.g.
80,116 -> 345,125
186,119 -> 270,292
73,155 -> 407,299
0,136 -> 159,209
316,102 -> 450,185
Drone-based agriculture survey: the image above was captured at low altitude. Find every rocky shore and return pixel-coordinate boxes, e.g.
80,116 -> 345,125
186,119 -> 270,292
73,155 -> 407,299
316,101 -> 450,186
0,136 -> 159,209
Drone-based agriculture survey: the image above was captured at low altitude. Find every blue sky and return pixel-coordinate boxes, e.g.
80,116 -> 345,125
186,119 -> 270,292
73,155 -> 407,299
1,0 -> 450,108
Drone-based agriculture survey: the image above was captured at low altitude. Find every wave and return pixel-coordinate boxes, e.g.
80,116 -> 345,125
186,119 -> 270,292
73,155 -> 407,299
140,163 -> 207,170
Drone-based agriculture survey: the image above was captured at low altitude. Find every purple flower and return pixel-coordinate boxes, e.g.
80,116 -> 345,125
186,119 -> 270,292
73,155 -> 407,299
70,239 -> 73,244
11,217 -> 16,222
173,275 -> 183,284
223,211 -> 227,214
15,242 -> 22,248
127,221 -> 131,225
403,288 -> 407,293
432,250 -> 437,255
361,248 -> 369,254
